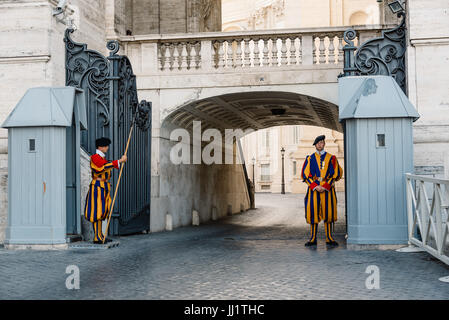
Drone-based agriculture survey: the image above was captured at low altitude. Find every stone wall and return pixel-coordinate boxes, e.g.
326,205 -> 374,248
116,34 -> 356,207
130,0 -> 160,35
0,0 -> 107,120
150,123 -> 250,232
0,153 -> 7,242
407,0 -> 449,178
0,0 -> 108,128
130,0 -> 222,35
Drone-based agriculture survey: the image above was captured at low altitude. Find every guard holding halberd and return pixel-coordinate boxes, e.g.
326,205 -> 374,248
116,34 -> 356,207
84,137 -> 127,244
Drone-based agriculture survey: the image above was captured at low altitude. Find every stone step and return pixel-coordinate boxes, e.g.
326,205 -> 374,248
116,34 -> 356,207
68,240 -> 120,250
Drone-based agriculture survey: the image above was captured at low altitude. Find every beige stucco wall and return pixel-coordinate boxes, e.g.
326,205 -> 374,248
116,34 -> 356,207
223,0 -> 384,31
241,125 -> 344,194
289,127 -> 344,194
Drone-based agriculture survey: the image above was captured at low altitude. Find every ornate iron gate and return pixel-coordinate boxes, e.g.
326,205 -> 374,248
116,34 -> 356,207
341,12 -> 407,93
64,29 -> 151,235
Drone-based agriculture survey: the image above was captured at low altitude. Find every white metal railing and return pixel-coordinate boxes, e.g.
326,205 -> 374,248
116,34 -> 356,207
405,173 -> 449,265
119,25 -> 391,73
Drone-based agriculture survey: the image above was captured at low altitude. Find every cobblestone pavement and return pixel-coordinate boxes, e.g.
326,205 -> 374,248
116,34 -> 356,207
0,193 -> 448,300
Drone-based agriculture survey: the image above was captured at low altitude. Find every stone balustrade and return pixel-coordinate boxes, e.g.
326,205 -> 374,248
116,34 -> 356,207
119,25 -> 390,74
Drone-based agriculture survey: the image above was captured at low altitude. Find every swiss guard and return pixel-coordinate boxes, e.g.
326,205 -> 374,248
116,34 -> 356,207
301,135 -> 343,247
84,137 -> 127,244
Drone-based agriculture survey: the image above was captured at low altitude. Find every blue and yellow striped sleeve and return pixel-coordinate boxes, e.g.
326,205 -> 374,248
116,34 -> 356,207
301,156 -> 318,190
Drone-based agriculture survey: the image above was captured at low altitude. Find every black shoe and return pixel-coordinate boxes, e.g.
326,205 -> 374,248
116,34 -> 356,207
326,240 -> 339,247
104,238 -> 113,243
305,240 -> 317,247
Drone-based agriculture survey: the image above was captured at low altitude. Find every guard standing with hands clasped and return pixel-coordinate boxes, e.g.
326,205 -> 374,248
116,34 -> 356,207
84,137 -> 127,244
301,135 -> 343,247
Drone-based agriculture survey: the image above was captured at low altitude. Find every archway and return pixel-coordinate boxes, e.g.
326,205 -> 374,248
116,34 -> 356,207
164,91 -> 342,132
155,90 -> 345,237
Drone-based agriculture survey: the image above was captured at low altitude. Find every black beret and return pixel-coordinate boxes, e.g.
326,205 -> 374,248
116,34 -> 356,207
312,135 -> 325,146
95,137 -> 112,148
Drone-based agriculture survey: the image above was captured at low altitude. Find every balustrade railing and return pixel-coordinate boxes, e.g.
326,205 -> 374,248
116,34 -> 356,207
119,25 -> 388,73
159,41 -> 201,70
405,173 -> 449,266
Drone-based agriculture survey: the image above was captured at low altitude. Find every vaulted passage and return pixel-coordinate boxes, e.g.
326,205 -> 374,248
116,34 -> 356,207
152,90 -> 343,233
164,91 -> 342,133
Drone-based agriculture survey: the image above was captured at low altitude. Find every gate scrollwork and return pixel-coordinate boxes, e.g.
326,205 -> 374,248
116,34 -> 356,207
64,29 -> 152,235
342,12 -> 407,93
64,28 -> 111,135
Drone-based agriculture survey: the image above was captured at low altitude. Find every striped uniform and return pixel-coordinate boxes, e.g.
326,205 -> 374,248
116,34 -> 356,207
301,151 -> 343,242
84,153 -> 119,242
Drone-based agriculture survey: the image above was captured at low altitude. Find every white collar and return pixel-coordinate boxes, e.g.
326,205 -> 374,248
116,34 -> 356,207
96,149 -> 105,158
316,150 -> 326,155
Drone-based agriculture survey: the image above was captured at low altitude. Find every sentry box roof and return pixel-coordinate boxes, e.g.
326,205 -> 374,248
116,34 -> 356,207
338,75 -> 420,122
2,87 -> 87,129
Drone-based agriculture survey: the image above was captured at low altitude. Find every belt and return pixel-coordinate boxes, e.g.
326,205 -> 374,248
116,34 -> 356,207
93,178 -> 109,182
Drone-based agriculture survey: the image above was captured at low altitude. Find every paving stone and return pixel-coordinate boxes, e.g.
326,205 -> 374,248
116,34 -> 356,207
0,193 -> 447,299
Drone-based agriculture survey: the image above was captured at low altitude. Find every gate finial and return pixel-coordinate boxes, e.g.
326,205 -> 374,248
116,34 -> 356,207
107,40 -> 120,56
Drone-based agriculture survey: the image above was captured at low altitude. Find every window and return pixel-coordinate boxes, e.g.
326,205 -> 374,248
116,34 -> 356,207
293,161 -> 297,176
265,130 -> 270,148
376,134 -> 386,148
260,129 -> 270,155
292,126 -> 300,144
260,164 -> 270,181
29,139 -> 36,152
260,129 -> 270,147
261,185 -> 271,190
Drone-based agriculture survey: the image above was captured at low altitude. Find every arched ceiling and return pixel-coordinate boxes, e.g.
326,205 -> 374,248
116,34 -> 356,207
164,91 -> 342,133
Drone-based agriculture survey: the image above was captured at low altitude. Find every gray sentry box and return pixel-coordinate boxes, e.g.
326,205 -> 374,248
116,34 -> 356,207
339,75 -> 420,245
1,87 -> 86,248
